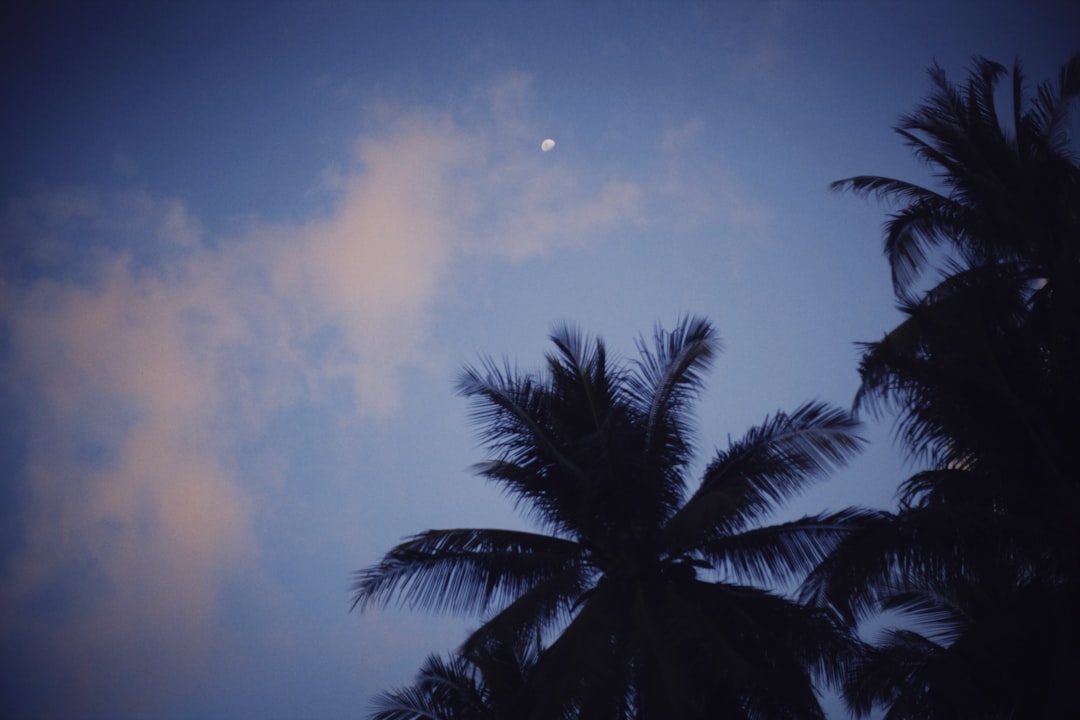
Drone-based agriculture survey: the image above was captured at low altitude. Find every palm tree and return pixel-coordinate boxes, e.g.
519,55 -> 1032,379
807,55 -> 1080,718
354,316 -> 872,719
832,54 -> 1080,478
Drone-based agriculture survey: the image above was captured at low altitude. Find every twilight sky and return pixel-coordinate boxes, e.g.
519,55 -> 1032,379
1,2 -> 1077,718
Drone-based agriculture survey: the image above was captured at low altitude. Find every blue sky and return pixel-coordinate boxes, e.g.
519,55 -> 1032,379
1,2 -> 1076,718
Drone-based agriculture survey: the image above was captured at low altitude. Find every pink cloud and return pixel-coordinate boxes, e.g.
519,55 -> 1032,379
2,250 -> 255,715
0,78 -> 645,716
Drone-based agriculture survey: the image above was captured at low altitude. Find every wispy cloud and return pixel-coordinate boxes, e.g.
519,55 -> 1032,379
0,76 -> 643,716
655,117 -> 768,234
660,117 -> 705,151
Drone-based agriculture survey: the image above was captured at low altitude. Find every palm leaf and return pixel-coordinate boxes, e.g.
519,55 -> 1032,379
546,322 -> 622,440
352,528 -> 582,614
370,653 -> 484,720
628,315 -> 718,460
457,361 -> 585,483
699,508 -> 883,588
666,401 -> 863,549
841,628 -> 944,719
798,505 -> 1020,625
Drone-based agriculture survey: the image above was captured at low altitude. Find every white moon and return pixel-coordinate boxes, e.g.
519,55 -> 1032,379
541,138 -> 556,152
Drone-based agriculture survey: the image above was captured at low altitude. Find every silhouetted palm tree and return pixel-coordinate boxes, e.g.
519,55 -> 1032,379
809,54 -> 1080,718
835,55 -> 1080,492
355,317 -> 872,719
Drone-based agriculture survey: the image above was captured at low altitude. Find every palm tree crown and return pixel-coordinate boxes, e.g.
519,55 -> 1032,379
807,55 -> 1080,719
831,55 -> 1080,302
355,316 -> 871,719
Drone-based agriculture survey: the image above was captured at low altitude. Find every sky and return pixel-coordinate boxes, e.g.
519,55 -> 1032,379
1,1 -> 1076,718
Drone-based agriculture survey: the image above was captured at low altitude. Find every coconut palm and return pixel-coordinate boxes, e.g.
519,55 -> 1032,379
833,54 -> 1080,479
354,316 -> 872,719
808,54 -> 1080,717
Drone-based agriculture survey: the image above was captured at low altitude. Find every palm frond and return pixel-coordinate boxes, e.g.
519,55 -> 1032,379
882,201 -> 972,296
546,322 -> 621,435
468,459 -> 587,538
856,274 -> 1066,489
1030,53 -> 1080,154
457,360 -> 585,483
352,528 -> 583,614
854,267 -> 1039,463
628,316 -> 718,456
841,628 -> 944,719
880,591 -> 966,648
698,508 -> 884,588
370,685 -> 448,720
670,401 -> 863,545
626,315 -> 719,515
456,361 -> 594,535
369,653 -> 484,720
797,506 -> 1016,625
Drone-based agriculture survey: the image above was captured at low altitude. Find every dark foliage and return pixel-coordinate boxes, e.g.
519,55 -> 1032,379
811,54 -> 1080,718
355,317 -> 872,719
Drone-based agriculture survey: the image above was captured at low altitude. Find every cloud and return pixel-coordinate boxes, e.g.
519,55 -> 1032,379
660,117 -> 705,151
1,240 -> 257,716
654,117 -> 768,234
271,111 -> 478,412
0,77 -> 643,717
